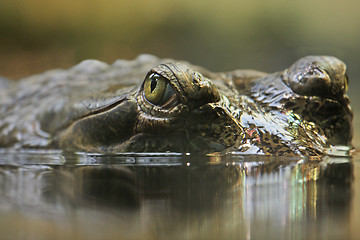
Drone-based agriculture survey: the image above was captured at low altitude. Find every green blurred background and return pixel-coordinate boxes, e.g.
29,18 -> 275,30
0,0 -> 359,147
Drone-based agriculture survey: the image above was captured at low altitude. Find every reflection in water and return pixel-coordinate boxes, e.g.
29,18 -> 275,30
0,150 -> 355,240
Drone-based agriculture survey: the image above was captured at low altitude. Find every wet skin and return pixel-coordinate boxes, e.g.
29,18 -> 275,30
0,55 -> 352,155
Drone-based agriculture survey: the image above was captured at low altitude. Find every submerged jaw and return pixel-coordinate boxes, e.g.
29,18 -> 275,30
195,93 -> 246,150
208,94 -> 244,132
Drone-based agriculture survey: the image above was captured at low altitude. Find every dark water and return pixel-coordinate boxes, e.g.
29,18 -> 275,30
0,149 -> 358,240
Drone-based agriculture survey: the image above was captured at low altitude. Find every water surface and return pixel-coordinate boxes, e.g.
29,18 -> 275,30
0,149 -> 358,240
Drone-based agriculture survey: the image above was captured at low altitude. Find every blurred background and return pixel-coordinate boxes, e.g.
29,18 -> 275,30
0,0 -> 359,147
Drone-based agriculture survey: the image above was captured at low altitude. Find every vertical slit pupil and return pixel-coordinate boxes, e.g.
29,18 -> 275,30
150,77 -> 157,93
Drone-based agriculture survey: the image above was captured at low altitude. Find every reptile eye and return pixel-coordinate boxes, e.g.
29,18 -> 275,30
143,73 -> 175,106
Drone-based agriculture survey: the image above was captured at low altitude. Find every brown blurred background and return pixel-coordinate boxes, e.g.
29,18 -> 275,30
0,0 -> 359,147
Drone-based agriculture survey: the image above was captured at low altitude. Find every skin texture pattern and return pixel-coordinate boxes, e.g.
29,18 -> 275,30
0,55 -> 352,155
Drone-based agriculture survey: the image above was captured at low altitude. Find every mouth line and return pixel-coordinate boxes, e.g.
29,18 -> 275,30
79,97 -> 128,119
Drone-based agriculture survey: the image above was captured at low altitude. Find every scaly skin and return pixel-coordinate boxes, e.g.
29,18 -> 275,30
0,55 -> 352,155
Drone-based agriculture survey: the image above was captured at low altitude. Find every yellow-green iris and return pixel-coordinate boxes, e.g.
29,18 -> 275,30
143,73 -> 175,105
